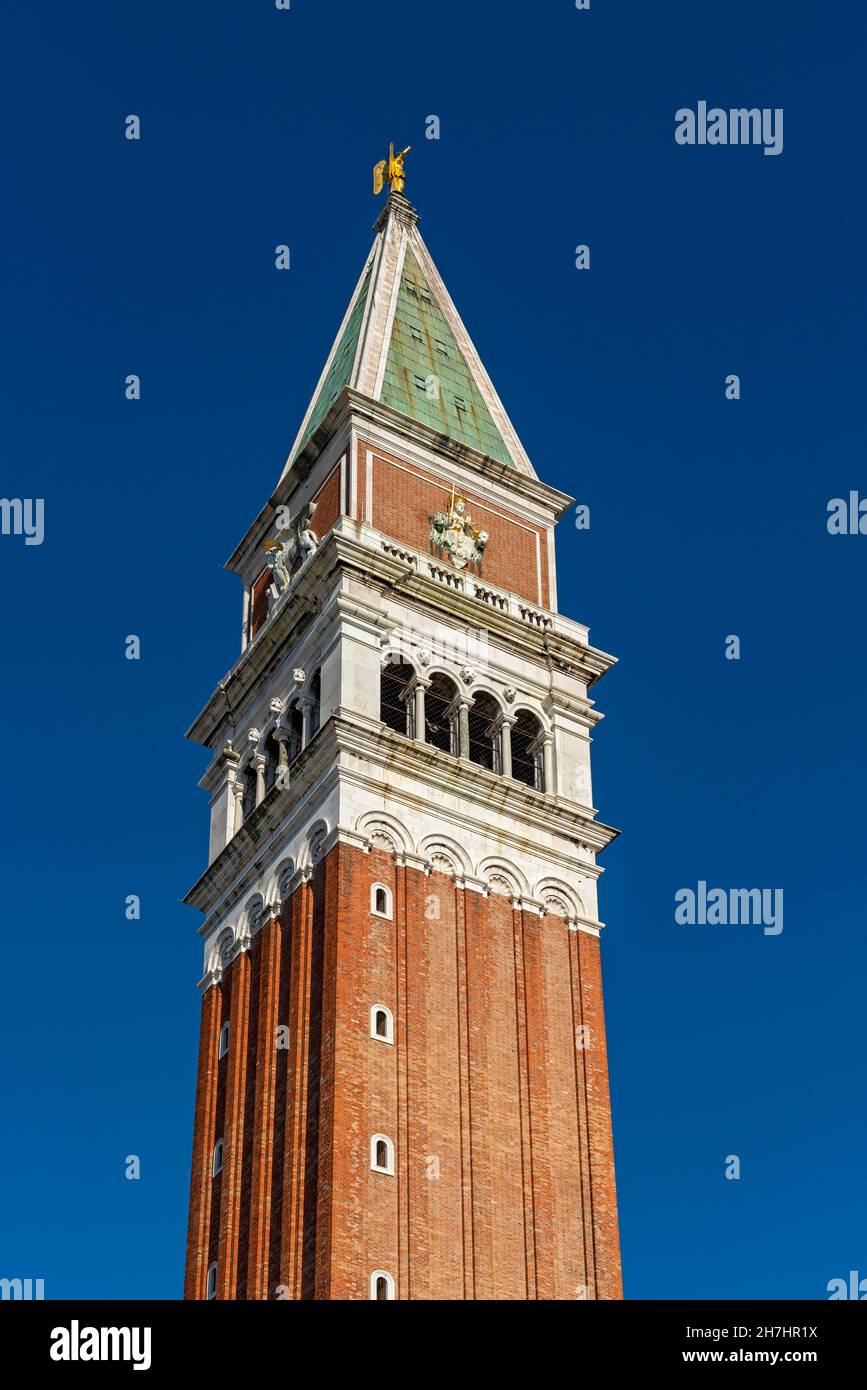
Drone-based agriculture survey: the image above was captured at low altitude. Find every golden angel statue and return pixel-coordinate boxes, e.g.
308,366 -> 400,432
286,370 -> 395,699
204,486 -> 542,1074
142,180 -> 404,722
373,142 -> 411,196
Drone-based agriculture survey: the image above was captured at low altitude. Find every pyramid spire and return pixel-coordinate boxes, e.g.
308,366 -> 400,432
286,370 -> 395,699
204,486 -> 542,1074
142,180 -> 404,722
280,185 -> 536,481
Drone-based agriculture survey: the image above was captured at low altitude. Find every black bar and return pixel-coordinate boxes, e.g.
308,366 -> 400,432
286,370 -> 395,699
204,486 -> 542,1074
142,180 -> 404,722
0,1299 -> 862,1374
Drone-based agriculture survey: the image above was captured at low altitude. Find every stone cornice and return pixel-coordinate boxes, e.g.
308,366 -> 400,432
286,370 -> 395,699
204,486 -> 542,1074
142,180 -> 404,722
184,712 -> 619,921
333,714 -> 619,856
185,542 -> 340,749
184,733 -> 339,920
187,524 -> 616,751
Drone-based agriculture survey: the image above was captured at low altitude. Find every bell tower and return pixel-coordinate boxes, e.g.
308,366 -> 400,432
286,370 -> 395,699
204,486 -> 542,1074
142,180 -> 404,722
183,172 -> 622,1301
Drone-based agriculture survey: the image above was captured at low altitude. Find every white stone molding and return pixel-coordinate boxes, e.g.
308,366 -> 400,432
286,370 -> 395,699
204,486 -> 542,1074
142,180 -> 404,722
355,810 -> 412,858
459,874 -> 489,895
530,878 -> 600,934
476,856 -> 528,901
273,858 -> 296,905
279,239 -> 378,481
541,894 -> 570,918
418,833 -> 472,880
216,927 -> 235,964
371,229 -> 410,402
365,447 -> 373,524
199,965 -> 222,992
369,1270 -> 396,1301
256,901 -> 281,932
427,851 -> 457,876
570,917 -> 602,937
370,1133 -> 395,1176
244,893 -> 264,929
203,926 -> 237,985
300,819 -> 330,867
534,877 -> 589,927
235,919 -> 253,954
510,701 -> 551,733
369,1004 -> 395,1044
370,883 -> 394,919
516,897 -> 545,919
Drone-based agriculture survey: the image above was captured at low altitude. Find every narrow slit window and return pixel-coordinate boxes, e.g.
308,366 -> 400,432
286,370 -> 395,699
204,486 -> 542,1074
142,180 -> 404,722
370,1134 -> 395,1174
371,883 -> 393,919
370,1005 -> 394,1044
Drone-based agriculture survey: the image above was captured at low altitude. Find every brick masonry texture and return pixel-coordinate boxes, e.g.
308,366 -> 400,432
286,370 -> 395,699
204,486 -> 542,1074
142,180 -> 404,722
311,462 -> 342,541
357,440 -> 551,609
184,842 -> 622,1300
249,442 -> 551,644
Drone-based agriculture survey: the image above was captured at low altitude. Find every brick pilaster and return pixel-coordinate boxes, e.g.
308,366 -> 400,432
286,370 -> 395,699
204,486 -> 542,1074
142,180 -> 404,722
246,917 -> 283,1298
184,983 -> 222,1299
576,930 -> 622,1299
280,875 -> 314,1296
514,906 -> 538,1298
217,950 -> 252,1298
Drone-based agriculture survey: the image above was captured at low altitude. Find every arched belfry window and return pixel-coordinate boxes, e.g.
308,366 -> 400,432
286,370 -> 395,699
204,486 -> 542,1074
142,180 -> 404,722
370,1270 -> 395,1301
206,1262 -> 218,1300
380,661 -> 415,737
218,1021 -> 230,1059
309,670 -> 321,738
285,704 -> 303,764
242,761 -> 258,821
370,1134 -> 395,1175
511,710 -> 545,791
467,691 -> 502,773
212,1139 -> 224,1177
370,1005 -> 394,1044
264,730 -> 280,793
425,672 -> 459,755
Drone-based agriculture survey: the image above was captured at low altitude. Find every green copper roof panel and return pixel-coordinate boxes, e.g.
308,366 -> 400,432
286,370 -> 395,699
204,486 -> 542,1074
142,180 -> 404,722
379,249 -> 514,467
293,263 -> 372,460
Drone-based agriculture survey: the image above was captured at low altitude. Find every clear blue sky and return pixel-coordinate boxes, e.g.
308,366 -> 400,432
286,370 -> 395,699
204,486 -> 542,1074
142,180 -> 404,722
1,0 -> 864,1300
